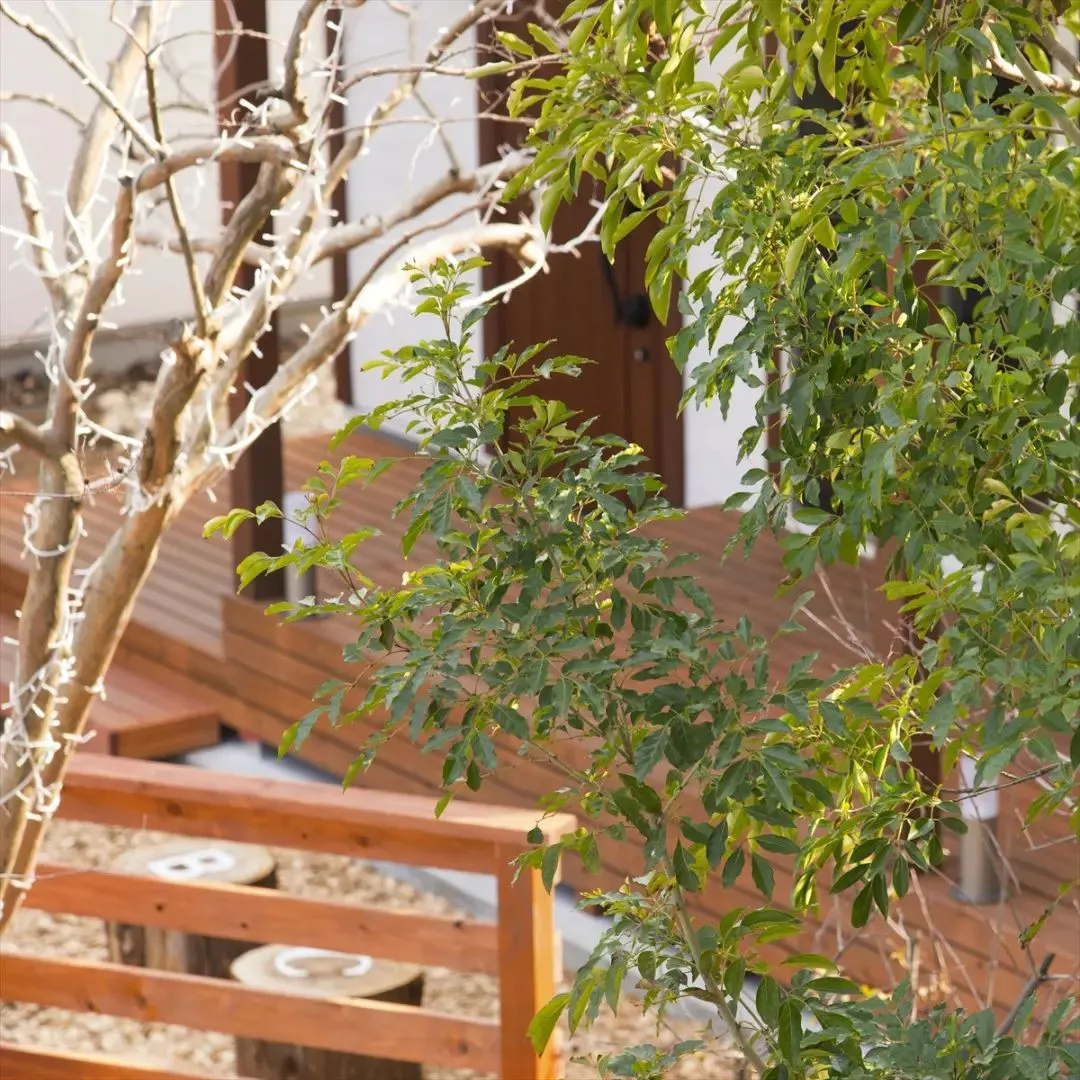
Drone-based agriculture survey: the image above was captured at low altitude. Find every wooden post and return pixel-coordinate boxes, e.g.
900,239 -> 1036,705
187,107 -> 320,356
214,0 -> 285,601
231,944 -> 424,1080
107,838 -> 277,979
495,848 -> 561,1080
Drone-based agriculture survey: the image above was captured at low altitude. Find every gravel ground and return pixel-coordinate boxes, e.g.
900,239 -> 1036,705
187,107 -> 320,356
1,820 -> 749,1079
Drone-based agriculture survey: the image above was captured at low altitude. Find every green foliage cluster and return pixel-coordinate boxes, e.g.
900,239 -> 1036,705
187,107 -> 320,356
211,1 -> 1080,1076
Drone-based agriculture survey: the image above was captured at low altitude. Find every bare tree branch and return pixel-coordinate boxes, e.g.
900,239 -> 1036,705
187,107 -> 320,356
989,51 -> 1080,100
317,152 -> 530,262
1038,32 -> 1080,81
144,47 -> 210,336
0,0 -> 585,936
133,136 -> 294,193
0,124 -> 63,308
997,954 -> 1056,1037
0,90 -> 86,130
53,178 -> 137,446
984,28 -> 1080,147
137,152 -> 532,273
0,411 -> 53,459
327,0 -> 508,196
0,0 -> 160,160
282,0 -> 323,127
135,231 -> 272,265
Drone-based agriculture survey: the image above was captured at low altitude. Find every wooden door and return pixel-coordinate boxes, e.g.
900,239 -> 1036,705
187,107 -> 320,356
477,17 -> 684,506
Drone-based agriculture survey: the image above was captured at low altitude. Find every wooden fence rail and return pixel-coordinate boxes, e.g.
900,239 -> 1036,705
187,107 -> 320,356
2,755 -> 577,1080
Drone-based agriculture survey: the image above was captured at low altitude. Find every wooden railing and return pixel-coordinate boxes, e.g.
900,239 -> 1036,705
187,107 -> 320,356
0,755 -> 576,1080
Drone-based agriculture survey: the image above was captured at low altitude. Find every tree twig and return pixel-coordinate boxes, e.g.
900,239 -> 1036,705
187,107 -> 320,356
316,152 -> 530,262
1037,32 -> 1080,81
0,124 -> 63,308
133,136 -> 294,193
0,0 -> 160,159
996,953 -> 1055,1037
144,48 -> 210,336
52,178 -> 136,447
281,0 -> 322,128
0,412 -> 53,459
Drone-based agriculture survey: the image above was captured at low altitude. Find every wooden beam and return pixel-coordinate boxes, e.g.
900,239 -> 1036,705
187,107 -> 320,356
214,0 -> 285,600
2,953 -> 500,1073
57,755 -> 577,873
29,861 -> 500,974
0,1044 -> 217,1080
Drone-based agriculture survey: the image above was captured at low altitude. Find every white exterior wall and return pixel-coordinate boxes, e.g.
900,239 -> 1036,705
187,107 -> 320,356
0,0 -> 330,349
341,1 -> 484,441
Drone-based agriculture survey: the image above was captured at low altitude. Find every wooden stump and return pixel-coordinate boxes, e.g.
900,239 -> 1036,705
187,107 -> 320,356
106,838 -> 277,979
231,944 -> 424,1080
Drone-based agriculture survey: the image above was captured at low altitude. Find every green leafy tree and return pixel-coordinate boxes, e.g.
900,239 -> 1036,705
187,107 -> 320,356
217,2 -> 1080,1076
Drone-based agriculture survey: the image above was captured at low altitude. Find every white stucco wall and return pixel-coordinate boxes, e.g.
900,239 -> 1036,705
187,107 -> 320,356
0,0 -> 330,350
341,0 -> 484,440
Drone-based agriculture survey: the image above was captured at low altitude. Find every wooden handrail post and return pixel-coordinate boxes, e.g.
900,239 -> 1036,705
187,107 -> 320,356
495,848 -> 560,1080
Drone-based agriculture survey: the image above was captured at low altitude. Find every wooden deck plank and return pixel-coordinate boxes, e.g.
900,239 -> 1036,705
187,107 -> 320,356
0,613 -> 219,760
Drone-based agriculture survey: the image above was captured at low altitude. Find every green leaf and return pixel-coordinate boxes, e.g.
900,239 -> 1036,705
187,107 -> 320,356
706,822 -> 729,869
806,975 -> 861,995
755,975 -> 781,1027
756,833 -> 799,855
897,0 -> 931,41
783,231 -> 809,286
254,501 -> 283,524
892,856 -> 910,899
751,852 -> 775,899
634,729 -> 668,781
401,510 -> 429,557
494,702 -> 528,740
673,843 -> 700,892
722,847 -> 745,888
541,843 -> 563,893
782,953 -> 836,971
203,508 -> 255,540
495,30 -> 535,57
778,998 -> 802,1065
527,992 -> 570,1054
851,883 -> 874,928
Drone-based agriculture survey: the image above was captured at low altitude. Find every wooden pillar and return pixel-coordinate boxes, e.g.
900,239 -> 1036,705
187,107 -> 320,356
231,944 -> 424,1080
107,838 -> 278,978
496,848 -> 561,1080
214,0 -> 285,601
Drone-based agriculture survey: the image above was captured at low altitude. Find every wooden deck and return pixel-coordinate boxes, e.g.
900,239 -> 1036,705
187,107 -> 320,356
0,610 -> 219,761
1,428 -> 1077,1024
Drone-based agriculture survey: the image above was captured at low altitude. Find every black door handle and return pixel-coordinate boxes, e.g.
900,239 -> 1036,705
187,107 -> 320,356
598,249 -> 652,328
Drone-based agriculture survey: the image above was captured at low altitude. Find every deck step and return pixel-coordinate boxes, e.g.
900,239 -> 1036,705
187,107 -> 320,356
0,612 -> 220,760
